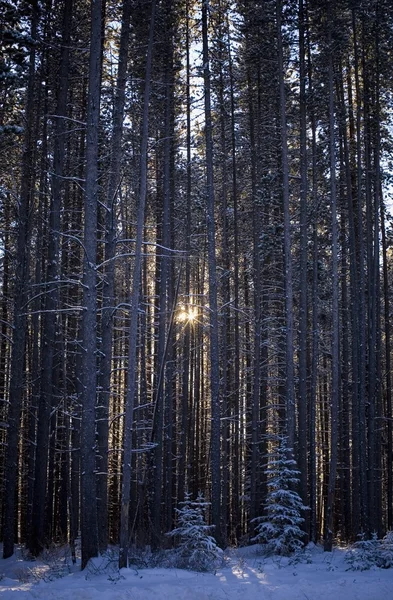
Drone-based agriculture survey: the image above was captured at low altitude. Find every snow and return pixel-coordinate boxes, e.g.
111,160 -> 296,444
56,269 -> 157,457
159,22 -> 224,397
1,543 -> 393,600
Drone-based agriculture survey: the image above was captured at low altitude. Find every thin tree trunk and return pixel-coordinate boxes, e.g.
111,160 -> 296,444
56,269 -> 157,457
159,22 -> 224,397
352,8 -> 368,534
97,0 -> 132,553
216,7 -> 230,540
380,196 -> 392,531
324,22 -> 340,553
119,0 -> 156,569
227,15 -> 241,541
298,0 -> 308,520
178,0 -> 192,505
339,158 -> 351,540
152,42 -> 174,547
371,10 -> 382,534
362,20 -> 378,534
26,129 -> 45,546
277,0 -> 295,448
202,0 -> 222,547
247,65 -> 261,525
306,3 -> 318,542
0,201 -> 11,542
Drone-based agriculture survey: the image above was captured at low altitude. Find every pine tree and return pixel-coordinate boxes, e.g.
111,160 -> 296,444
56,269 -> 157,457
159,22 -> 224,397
167,492 -> 223,572
252,438 -> 308,556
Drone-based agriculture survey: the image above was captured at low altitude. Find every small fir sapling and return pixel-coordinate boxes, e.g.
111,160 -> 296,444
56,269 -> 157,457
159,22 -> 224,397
345,533 -> 380,571
345,531 -> 393,570
379,531 -> 393,568
251,437 -> 308,556
167,491 -> 223,572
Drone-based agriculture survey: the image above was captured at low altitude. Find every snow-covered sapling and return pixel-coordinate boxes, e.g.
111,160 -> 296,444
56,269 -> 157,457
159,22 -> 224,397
167,491 -> 223,572
379,530 -> 393,568
251,436 -> 308,556
345,531 -> 393,570
345,532 -> 381,571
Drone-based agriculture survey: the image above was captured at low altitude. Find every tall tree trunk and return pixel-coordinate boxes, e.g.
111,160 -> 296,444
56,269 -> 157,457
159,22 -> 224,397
119,0 -> 156,569
97,0 -> 132,553
277,0 -> 295,447
80,0 -> 103,570
216,5 -> 230,539
381,200 -> 392,529
202,0 -> 222,547
339,158 -> 351,540
152,45 -> 174,547
0,201 -> 11,542
178,0 -> 192,505
26,127 -> 45,546
324,20 -> 340,553
3,2 -> 39,559
247,65 -> 261,525
306,4 -> 318,542
341,55 -> 361,540
298,0 -> 308,519
227,14 -> 241,541
29,0 -> 72,556
370,9 -> 382,534
352,8 -> 368,534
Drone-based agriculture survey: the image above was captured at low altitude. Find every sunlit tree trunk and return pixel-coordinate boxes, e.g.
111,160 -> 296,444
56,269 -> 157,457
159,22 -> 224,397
119,0 -> 156,569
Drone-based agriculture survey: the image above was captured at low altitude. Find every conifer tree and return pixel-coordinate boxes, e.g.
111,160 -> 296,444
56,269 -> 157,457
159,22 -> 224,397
168,492 -> 223,572
252,438 -> 308,556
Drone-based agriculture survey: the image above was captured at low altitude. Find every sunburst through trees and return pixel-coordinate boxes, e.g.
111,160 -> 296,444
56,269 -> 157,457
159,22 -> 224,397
0,0 -> 393,569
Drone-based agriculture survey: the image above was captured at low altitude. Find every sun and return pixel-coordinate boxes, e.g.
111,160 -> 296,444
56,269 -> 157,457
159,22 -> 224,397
178,306 -> 198,323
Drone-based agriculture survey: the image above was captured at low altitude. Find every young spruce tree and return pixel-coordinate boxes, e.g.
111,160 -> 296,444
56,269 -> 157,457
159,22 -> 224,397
252,437 -> 308,556
168,492 -> 223,572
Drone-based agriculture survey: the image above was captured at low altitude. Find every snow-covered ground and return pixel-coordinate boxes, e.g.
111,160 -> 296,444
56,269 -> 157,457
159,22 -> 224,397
1,543 -> 392,599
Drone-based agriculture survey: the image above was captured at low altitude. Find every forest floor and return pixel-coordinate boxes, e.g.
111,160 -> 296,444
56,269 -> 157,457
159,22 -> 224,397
1,542 -> 392,599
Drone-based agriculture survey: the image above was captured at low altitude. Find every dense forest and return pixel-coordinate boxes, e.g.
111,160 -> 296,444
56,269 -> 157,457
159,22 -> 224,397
1,0 -> 393,570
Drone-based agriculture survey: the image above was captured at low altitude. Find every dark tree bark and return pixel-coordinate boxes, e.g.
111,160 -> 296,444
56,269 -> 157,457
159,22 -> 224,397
0,200 -> 11,542
97,0 -> 132,553
3,1 -> 39,559
277,0 -> 295,447
152,48 -> 175,547
324,20 -> 340,553
381,200 -> 392,530
227,14 -> 241,541
246,63 -> 262,525
202,0 -> 223,547
29,0 -> 73,556
369,8 -> 382,534
80,0 -> 103,570
305,4 -> 318,542
352,8 -> 368,534
298,0 -> 309,520
119,0 -> 156,569
177,0 -> 192,505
